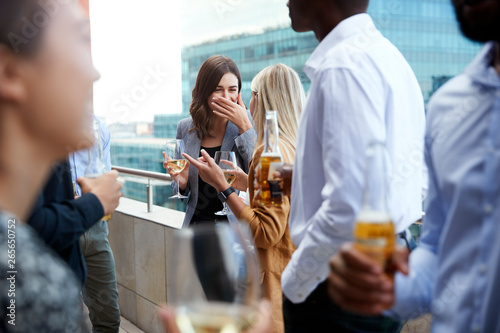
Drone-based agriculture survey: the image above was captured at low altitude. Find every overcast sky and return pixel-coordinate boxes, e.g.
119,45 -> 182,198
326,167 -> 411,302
88,0 -> 291,124
180,0 -> 291,46
90,0 -> 182,124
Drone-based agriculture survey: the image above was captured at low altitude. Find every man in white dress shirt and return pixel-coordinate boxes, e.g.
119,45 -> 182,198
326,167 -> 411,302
280,0 -> 426,331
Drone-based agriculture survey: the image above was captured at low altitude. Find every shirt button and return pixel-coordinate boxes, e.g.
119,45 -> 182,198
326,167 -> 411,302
297,293 -> 303,299
473,326 -> 480,333
316,276 -> 322,281
479,264 -> 487,274
484,204 -> 493,214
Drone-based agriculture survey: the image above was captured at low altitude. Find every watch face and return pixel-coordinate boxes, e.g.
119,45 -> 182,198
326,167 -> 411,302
218,191 -> 227,202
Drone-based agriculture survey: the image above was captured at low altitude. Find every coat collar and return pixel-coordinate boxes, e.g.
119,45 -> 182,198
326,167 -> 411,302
183,120 -> 201,159
304,13 -> 375,79
464,42 -> 500,89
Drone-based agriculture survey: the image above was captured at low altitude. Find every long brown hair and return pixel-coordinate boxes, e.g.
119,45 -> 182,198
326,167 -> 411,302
189,55 -> 241,139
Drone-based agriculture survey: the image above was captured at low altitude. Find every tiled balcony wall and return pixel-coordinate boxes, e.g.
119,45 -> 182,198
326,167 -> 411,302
108,198 -> 183,333
108,198 -> 430,333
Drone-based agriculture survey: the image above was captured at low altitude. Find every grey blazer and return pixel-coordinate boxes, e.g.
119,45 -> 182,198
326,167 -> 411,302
173,116 -> 256,228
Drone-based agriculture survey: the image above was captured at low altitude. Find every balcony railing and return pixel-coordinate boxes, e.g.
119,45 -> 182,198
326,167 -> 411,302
111,165 -> 172,213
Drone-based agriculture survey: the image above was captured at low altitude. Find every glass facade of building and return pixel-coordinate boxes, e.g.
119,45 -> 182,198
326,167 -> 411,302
180,0 -> 481,116
153,114 -> 186,139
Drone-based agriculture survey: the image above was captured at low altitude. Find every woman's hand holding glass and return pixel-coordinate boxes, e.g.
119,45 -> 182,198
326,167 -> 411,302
211,93 -> 252,135
220,160 -> 248,192
214,152 -> 239,216
163,151 -> 190,191
164,139 -> 189,199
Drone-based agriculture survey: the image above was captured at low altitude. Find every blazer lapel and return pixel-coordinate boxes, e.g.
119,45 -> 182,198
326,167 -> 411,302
220,121 -> 238,152
185,128 -> 201,158
185,120 -> 237,156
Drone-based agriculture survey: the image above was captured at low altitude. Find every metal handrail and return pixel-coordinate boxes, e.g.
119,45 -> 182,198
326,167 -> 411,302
112,165 -> 171,181
112,165 -> 172,213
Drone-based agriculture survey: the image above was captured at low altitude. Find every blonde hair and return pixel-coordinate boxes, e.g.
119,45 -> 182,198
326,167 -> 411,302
250,64 -> 305,162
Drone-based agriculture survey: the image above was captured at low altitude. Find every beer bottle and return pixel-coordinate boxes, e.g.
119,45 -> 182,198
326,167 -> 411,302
354,141 -> 396,281
254,111 -> 283,206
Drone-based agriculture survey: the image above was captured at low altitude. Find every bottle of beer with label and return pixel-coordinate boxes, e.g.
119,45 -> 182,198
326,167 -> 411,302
254,111 -> 283,207
354,141 -> 396,283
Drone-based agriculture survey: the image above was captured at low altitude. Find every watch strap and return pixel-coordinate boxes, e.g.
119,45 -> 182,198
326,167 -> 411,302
217,186 -> 236,202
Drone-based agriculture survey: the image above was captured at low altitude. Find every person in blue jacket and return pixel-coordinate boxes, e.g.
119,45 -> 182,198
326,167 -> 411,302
28,155 -> 121,284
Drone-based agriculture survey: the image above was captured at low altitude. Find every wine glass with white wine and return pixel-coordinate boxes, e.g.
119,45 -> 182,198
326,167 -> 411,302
214,151 -> 238,216
169,223 -> 261,333
165,139 -> 189,199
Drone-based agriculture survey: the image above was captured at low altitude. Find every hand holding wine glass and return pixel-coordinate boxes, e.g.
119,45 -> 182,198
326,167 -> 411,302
163,151 -> 190,191
220,161 -> 248,192
165,139 -> 189,199
214,151 -> 238,216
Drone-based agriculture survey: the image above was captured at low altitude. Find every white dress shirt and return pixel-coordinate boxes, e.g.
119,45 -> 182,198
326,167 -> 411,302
281,13 -> 426,303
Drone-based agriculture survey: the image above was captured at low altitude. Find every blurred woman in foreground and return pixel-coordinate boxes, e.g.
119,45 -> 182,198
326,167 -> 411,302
0,1 -> 106,331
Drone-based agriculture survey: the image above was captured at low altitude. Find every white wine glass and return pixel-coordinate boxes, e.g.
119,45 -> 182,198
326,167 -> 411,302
169,223 -> 261,333
166,139 -> 189,199
214,151 -> 237,216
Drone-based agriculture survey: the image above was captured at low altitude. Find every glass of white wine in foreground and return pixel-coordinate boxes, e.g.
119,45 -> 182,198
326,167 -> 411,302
214,151 -> 238,216
169,223 -> 261,333
165,139 -> 189,199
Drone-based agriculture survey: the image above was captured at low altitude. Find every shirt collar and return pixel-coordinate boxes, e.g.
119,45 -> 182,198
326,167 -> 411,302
464,42 -> 500,88
304,13 -> 375,79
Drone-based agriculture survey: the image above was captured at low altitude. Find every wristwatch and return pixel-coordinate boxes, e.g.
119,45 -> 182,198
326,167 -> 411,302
217,186 -> 235,202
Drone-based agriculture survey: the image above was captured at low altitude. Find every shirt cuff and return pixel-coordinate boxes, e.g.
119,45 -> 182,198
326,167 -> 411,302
77,193 -> 105,229
281,250 -> 330,303
384,246 -> 437,320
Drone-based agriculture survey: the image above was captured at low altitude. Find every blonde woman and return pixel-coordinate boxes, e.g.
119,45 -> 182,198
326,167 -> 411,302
184,64 -> 306,333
